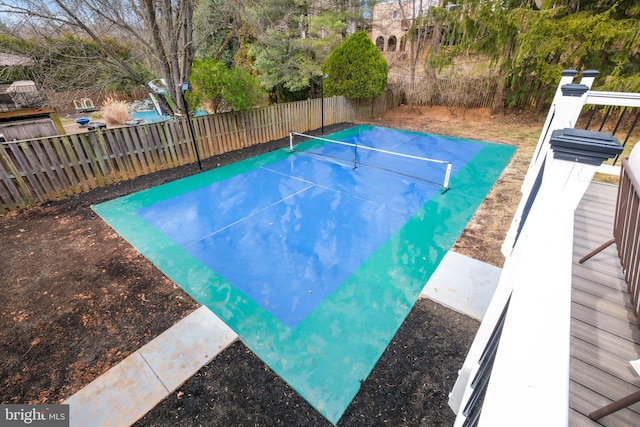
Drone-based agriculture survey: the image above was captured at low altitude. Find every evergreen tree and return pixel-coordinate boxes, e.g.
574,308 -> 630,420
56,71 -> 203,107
429,1 -> 639,111
245,0 -> 347,102
322,31 -> 388,99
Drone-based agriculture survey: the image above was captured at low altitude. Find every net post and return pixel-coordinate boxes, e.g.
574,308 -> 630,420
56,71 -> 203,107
353,142 -> 358,169
289,132 -> 294,152
443,162 -> 452,191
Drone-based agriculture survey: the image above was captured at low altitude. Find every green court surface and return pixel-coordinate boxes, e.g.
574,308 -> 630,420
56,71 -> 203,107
93,125 -> 515,423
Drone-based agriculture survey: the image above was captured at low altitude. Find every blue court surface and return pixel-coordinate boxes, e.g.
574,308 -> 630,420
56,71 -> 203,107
93,125 -> 515,423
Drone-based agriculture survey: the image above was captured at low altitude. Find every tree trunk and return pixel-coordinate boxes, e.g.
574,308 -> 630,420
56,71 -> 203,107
141,0 -> 194,115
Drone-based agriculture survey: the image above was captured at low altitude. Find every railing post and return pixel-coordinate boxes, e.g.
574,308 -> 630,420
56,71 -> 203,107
502,74 -> 597,257
578,69 -> 600,88
528,70 -> 578,165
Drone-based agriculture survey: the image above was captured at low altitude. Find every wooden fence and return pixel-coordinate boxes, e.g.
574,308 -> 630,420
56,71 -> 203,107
0,93 -> 401,213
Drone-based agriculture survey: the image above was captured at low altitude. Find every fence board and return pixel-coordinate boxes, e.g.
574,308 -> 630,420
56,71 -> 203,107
91,132 -> 115,186
144,125 -> 164,171
0,144 -> 27,207
233,113 -> 244,148
34,139 -> 68,194
70,134 -> 97,189
229,113 -> 241,149
143,125 -> 164,170
230,112 -> 242,149
103,131 -> 131,181
27,142 -> 57,193
117,128 -> 141,174
196,116 -> 213,158
40,138 -> 71,191
7,142 -> 47,202
210,115 -> 225,154
133,126 -> 155,172
264,107 -> 274,141
163,121 -> 183,164
128,127 -> 150,174
174,120 -> 192,164
214,114 -> 227,152
253,109 -> 263,143
178,119 -> 196,163
203,116 -> 216,155
265,107 -> 275,141
50,136 -> 81,192
158,121 -> 178,167
0,173 -> 18,213
218,114 -> 231,153
272,105 -> 282,140
79,134 -> 109,187
19,141 -> 57,196
199,116 -> 213,157
66,135 -> 89,189
243,112 -> 252,147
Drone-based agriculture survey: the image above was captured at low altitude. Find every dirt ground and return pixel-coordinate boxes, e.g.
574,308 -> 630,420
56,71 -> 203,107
0,106 -> 543,425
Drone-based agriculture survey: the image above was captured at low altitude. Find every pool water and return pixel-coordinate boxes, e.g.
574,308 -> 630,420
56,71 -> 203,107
132,110 -> 171,123
132,109 -> 208,123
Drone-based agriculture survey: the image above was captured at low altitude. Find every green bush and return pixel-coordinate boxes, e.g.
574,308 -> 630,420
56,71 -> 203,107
189,58 -> 266,113
322,32 -> 388,99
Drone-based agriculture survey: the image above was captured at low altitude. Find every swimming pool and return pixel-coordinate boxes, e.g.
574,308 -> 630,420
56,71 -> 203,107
93,125 -> 515,423
132,110 -> 171,123
132,109 -> 208,123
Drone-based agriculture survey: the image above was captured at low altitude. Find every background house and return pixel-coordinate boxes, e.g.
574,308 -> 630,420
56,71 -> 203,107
370,0 -> 440,57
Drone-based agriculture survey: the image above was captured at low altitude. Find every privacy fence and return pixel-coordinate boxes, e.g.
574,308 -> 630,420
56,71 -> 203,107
0,93 -> 401,213
388,73 -> 500,109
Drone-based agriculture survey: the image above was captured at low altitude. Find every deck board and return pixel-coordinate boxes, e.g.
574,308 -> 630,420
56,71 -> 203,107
571,318 -> 640,360
570,181 -> 640,425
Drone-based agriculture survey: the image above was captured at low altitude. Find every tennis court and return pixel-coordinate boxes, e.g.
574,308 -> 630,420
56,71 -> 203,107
93,125 -> 515,423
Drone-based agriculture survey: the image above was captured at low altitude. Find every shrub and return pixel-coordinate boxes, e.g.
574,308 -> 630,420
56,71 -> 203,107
322,32 -> 388,99
189,58 -> 267,113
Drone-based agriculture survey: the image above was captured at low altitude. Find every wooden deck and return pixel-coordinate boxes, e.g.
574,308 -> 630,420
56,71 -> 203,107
570,181 -> 640,426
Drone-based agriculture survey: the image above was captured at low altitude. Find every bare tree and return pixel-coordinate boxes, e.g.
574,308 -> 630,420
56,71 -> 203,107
137,0 -> 195,113
395,0 -> 437,110
0,0 -> 196,113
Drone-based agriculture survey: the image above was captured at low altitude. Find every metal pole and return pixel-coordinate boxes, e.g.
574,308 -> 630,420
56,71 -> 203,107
181,90 -> 202,170
321,73 -> 328,134
443,162 -> 452,191
321,88 -> 324,134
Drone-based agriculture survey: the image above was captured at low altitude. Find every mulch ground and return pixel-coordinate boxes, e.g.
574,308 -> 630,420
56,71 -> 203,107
137,299 -> 477,427
1,121 -> 481,426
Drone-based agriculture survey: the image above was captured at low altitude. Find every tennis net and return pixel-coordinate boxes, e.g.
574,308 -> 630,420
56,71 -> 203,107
289,131 -> 452,191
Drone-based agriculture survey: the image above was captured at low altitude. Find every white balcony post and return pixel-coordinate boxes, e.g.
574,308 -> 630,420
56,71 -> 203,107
451,128 -> 622,427
479,142 -> 613,427
502,79 -> 597,257
527,70 -> 579,173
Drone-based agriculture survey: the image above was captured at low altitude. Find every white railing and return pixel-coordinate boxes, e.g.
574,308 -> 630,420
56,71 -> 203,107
449,70 -> 637,427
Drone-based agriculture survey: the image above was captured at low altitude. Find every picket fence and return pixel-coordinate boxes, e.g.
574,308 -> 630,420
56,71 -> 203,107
0,93 -> 400,213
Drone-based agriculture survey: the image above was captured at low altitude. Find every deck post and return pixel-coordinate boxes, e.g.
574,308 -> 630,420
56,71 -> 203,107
502,75 -> 597,257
